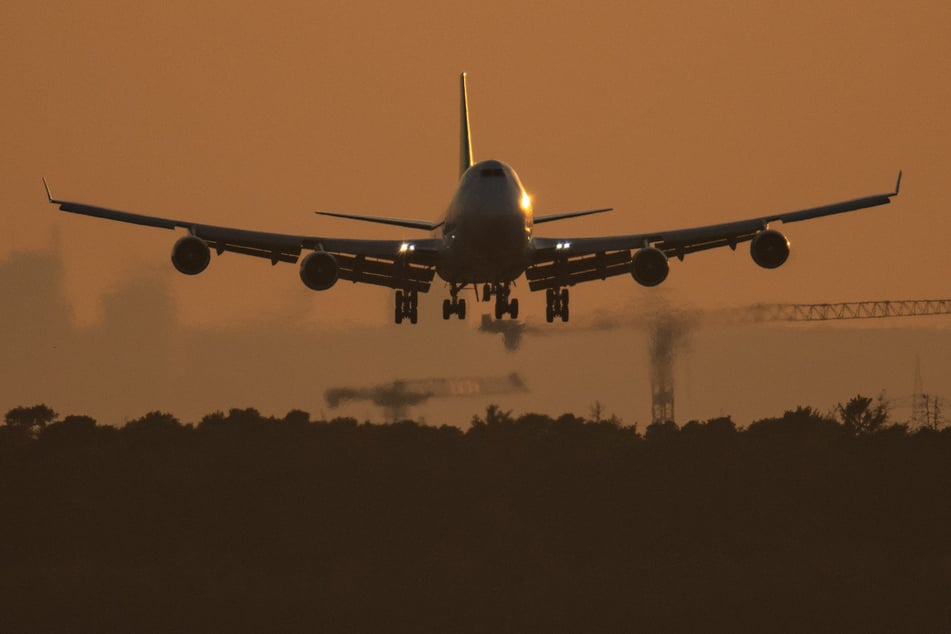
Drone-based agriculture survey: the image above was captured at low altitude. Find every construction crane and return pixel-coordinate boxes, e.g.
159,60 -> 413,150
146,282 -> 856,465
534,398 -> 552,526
473,297 -> 950,426
743,299 -> 951,323
649,299 -> 951,425
325,373 -> 527,421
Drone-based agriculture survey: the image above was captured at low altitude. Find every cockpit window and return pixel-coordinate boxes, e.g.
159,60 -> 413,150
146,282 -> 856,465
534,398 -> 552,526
479,167 -> 506,178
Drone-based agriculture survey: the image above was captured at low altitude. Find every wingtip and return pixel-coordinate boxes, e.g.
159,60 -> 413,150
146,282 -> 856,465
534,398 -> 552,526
42,177 -> 53,203
894,170 -> 902,195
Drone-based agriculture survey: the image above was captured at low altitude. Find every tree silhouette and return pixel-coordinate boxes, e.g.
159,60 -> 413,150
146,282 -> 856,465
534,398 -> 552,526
198,407 -> 268,433
124,410 -> 183,432
470,404 -> 514,428
680,415 -> 737,442
4,404 -> 57,430
745,405 -> 840,441
645,419 -> 679,440
60,414 -> 97,427
836,394 -> 889,436
282,409 -> 310,427
38,414 -> 101,446
3,405 -> 58,445
0,399 -> 949,632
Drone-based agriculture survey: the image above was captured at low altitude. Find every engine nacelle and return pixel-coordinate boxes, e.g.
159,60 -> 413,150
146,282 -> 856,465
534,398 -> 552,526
631,247 -> 669,287
171,236 -> 211,275
299,251 -> 338,291
750,229 -> 790,269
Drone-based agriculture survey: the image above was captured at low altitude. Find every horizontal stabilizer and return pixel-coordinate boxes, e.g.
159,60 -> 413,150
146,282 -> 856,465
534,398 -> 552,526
315,210 -> 443,231
534,208 -> 613,224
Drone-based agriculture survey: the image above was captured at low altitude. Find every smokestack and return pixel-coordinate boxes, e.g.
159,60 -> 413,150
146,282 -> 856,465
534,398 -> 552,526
647,308 -> 691,425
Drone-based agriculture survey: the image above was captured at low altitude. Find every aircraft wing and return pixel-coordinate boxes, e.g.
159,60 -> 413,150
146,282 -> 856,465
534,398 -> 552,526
44,181 -> 441,292
527,173 -> 901,290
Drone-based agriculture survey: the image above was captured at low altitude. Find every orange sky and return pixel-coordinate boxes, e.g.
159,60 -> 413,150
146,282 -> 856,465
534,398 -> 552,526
2,1 -> 950,425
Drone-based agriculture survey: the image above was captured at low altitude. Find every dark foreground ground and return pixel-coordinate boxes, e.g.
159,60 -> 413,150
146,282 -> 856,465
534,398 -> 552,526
2,406 -> 950,633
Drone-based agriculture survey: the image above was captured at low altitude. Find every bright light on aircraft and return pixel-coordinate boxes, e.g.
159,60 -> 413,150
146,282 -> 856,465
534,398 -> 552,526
520,192 -> 532,212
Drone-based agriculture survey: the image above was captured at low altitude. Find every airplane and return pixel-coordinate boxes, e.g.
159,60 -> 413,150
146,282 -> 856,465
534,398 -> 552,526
44,74 -> 901,325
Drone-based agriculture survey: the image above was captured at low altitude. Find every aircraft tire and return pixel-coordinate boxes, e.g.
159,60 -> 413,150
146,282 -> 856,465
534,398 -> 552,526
395,291 -> 405,324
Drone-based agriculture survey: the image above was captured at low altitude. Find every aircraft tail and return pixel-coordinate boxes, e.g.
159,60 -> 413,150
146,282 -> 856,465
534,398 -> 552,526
460,73 -> 473,180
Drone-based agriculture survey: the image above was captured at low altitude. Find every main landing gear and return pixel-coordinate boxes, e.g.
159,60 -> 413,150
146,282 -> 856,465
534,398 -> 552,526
545,287 -> 569,323
395,289 -> 418,324
442,285 -> 466,320
483,283 -> 519,320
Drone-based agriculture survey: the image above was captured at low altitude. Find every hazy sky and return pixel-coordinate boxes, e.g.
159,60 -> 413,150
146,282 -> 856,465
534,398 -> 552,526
2,1 -> 950,425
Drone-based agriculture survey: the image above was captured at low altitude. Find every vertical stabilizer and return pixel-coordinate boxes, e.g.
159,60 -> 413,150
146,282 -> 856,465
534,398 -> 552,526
460,73 -> 473,180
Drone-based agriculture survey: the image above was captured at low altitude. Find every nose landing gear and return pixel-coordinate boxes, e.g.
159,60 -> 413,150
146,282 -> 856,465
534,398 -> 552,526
485,283 -> 518,320
442,284 -> 466,320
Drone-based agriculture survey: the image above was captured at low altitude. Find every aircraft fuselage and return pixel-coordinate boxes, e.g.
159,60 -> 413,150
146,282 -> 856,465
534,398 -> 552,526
436,159 -> 533,285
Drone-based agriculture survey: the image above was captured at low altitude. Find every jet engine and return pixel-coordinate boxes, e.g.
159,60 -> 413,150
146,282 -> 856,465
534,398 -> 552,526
750,229 -> 790,269
171,236 -> 211,275
631,247 -> 669,287
300,251 -> 339,290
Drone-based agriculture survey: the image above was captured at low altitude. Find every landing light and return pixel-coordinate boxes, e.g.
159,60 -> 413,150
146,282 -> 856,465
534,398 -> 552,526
399,243 -> 416,253
556,242 -> 571,250
520,192 -> 532,211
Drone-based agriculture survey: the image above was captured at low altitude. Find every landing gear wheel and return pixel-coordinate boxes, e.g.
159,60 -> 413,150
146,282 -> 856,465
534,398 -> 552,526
493,282 -> 518,319
545,287 -> 570,323
444,285 -> 467,321
395,289 -> 419,325
483,283 -> 492,301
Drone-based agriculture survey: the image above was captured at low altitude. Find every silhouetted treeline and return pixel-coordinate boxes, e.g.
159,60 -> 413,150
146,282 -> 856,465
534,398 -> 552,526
2,401 -> 950,633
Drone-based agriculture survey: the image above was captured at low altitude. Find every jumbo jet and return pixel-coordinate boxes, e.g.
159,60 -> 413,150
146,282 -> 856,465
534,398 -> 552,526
44,74 -> 900,324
